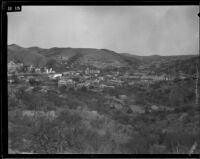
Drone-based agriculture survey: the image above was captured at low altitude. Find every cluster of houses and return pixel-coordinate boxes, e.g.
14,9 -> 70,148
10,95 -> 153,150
120,72 -> 174,86
22,110 -> 57,120
8,61 -> 55,83
56,68 -> 103,90
54,67 -> 175,91
8,60 -> 194,91
8,61 -> 54,74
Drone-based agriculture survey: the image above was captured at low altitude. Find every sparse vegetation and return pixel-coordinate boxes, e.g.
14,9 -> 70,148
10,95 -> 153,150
7,44 -> 199,154
8,79 -> 200,153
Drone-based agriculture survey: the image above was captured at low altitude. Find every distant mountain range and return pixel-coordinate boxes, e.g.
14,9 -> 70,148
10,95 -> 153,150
8,44 -> 198,73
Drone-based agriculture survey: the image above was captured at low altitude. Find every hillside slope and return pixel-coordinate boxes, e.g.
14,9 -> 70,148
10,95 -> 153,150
8,44 -> 198,73
8,44 -> 47,67
8,45 -> 141,69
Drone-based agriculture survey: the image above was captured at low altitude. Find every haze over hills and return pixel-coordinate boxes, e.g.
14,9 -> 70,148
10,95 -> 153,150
8,44 -> 198,73
120,53 -> 198,63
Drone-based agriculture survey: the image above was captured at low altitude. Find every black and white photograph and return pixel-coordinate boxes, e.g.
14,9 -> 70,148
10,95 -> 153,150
7,5 -> 200,154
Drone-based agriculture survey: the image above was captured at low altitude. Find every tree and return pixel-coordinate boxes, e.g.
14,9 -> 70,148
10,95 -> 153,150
46,59 -> 57,69
29,78 -> 40,86
81,86 -> 87,92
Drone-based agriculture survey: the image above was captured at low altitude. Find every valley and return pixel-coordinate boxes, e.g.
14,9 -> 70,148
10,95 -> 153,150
7,44 -> 200,154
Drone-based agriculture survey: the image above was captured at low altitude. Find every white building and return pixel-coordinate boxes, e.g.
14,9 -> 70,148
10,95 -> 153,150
49,73 -> 62,79
85,67 -> 100,75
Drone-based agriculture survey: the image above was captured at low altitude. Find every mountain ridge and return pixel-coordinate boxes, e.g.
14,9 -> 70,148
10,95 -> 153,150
8,44 -> 141,69
8,44 -> 198,73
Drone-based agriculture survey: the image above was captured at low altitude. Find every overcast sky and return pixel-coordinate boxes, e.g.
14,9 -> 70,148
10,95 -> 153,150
8,6 -> 199,56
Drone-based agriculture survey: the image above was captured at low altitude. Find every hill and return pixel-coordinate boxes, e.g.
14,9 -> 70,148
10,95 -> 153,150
38,47 -> 142,68
8,45 -> 141,69
8,44 -> 198,73
8,44 -> 47,67
120,53 -> 197,64
120,53 -> 198,75
153,56 -> 199,75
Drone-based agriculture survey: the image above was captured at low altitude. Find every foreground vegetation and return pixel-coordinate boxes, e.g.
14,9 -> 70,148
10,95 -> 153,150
8,79 -> 200,154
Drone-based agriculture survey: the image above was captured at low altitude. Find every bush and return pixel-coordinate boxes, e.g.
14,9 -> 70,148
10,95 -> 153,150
124,133 -> 149,153
81,86 -> 87,92
57,110 -> 82,127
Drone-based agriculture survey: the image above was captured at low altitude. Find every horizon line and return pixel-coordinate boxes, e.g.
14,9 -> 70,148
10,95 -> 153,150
8,43 -> 199,57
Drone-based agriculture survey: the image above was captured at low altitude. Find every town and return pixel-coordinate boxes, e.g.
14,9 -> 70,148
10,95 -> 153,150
8,60 -> 193,93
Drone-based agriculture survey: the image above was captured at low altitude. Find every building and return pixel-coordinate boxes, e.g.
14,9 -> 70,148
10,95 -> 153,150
22,110 -> 57,120
63,71 -> 71,76
66,80 -> 76,89
53,73 -> 62,79
128,81 -> 135,86
58,79 -> 76,89
44,67 -> 53,74
8,61 -> 18,73
8,73 -> 18,83
83,75 -> 91,79
35,68 -> 41,73
119,95 -> 127,100
49,73 -> 62,80
17,75 -> 25,80
77,82 -> 90,89
100,84 -> 115,89
178,72 -> 189,80
85,67 -> 100,75
109,79 -> 123,86
28,65 -> 35,73
98,76 -> 104,81
151,105 -> 159,111
58,80 -> 67,87
129,105 -> 145,114
22,65 -> 30,73
140,75 -> 167,81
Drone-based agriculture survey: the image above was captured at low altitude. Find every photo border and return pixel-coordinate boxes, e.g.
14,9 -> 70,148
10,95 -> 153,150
1,0 -> 200,158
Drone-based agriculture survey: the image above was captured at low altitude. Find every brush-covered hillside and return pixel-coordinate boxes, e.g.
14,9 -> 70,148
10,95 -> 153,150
8,44 -> 141,69
8,44 -> 198,74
